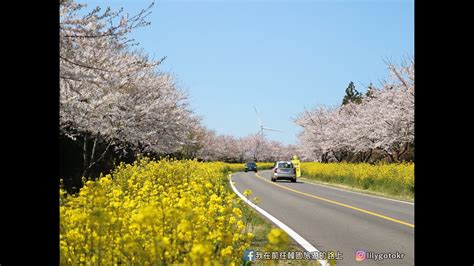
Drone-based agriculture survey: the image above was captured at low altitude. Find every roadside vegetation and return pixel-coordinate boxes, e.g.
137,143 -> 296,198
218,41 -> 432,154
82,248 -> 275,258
300,162 -> 414,200
61,158 -> 254,264
60,158 -> 288,265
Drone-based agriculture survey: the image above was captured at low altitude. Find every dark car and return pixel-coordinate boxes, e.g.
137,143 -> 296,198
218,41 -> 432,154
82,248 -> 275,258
244,162 -> 258,172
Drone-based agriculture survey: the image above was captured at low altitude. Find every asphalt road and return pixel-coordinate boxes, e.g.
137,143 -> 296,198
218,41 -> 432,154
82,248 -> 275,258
232,170 -> 414,266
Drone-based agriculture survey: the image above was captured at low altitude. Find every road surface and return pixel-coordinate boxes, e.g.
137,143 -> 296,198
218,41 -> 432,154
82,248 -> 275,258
231,170 -> 414,265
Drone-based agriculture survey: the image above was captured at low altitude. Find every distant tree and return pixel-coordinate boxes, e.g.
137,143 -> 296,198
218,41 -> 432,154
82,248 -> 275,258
342,81 -> 362,105
296,57 -> 414,163
196,128 -> 294,162
365,83 -> 375,98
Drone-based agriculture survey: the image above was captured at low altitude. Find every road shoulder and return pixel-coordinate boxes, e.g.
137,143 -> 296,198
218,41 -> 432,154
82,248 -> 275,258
298,176 -> 414,204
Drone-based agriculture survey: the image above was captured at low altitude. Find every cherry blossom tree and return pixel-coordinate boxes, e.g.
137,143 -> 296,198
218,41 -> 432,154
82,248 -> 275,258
295,58 -> 414,163
196,130 -> 294,163
60,0 -> 200,176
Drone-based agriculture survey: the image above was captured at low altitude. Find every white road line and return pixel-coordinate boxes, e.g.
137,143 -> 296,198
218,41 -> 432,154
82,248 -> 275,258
261,170 -> 414,205
229,173 -> 329,266
297,176 -> 414,205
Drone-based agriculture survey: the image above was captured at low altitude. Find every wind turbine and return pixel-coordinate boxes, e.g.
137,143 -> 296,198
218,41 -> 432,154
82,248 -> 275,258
253,106 -> 282,140
252,106 -> 282,162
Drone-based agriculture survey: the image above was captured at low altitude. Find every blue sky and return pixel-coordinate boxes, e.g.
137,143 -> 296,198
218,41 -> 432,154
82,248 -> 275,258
79,0 -> 414,145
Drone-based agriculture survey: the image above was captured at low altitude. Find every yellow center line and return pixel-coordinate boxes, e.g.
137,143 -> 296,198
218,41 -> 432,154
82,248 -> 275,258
254,172 -> 414,228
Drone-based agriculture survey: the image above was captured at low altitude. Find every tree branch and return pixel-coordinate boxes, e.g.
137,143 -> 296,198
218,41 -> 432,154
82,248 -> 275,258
60,55 -> 112,73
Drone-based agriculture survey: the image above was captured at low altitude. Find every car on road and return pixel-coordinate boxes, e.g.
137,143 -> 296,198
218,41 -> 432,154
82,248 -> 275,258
271,161 -> 296,182
244,162 -> 258,172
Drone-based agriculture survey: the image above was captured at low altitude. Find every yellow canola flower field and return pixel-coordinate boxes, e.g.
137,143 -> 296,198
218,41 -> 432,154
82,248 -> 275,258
222,162 -> 274,173
300,162 -> 414,198
60,158 -> 266,265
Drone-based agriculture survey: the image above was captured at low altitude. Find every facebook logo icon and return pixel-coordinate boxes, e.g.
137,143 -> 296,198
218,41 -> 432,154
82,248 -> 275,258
243,249 -> 255,262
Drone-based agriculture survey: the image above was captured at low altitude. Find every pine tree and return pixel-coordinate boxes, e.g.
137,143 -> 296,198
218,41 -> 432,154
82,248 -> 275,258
342,81 -> 362,105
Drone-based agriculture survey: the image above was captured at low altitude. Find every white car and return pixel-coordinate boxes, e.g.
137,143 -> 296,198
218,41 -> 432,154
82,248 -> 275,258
271,161 -> 296,182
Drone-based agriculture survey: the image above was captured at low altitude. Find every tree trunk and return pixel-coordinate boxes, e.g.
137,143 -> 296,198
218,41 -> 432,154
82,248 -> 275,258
87,140 -> 113,171
321,152 -> 329,163
90,134 -> 99,166
384,150 -> 395,163
82,134 -> 98,178
396,143 -> 409,162
359,149 -> 373,163
363,149 -> 373,163
82,134 -> 112,178
82,134 -> 88,177
333,151 -> 347,162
